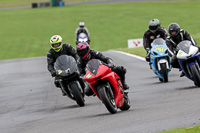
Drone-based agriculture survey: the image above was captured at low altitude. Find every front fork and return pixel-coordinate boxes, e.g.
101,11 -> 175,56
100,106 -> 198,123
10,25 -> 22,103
105,82 -> 115,99
157,58 -> 169,71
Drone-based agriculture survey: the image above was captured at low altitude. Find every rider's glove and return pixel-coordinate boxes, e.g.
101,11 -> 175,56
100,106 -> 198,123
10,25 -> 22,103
51,70 -> 56,77
108,63 -> 115,68
146,48 -> 150,52
80,74 -> 85,79
145,55 -> 150,62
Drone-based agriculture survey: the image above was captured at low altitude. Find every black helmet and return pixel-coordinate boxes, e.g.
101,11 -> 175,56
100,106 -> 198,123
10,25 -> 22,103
149,19 -> 159,33
168,23 -> 180,37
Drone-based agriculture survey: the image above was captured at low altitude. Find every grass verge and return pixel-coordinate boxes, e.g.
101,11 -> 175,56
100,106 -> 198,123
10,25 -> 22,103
1,1 -> 199,60
160,124 -> 200,133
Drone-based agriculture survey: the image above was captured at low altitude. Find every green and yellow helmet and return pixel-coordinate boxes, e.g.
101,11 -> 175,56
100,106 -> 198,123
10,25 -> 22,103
50,35 -> 63,52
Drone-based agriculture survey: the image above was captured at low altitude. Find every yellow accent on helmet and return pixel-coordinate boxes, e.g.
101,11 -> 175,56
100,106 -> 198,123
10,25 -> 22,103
50,35 -> 63,52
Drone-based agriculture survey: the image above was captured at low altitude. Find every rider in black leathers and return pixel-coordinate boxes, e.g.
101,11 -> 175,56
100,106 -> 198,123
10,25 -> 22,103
76,42 -> 129,96
47,35 -> 79,95
166,23 -> 199,77
143,19 -> 168,62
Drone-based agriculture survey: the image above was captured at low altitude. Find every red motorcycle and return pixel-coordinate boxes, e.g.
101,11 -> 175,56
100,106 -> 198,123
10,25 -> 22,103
84,59 -> 130,114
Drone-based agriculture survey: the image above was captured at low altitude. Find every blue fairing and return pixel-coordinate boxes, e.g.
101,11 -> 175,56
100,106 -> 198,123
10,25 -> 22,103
150,38 -> 171,79
78,36 -> 88,39
178,53 -> 200,81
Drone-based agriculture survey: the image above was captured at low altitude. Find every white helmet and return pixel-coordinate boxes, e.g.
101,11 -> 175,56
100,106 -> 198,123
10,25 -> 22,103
79,22 -> 85,28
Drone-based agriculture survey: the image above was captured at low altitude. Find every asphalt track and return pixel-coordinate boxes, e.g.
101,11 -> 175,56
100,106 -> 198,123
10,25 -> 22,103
1,51 -> 200,133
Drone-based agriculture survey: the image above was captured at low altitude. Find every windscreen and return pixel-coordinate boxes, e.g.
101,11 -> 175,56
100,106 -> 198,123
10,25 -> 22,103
54,55 -> 77,73
152,38 -> 165,46
86,59 -> 100,76
78,33 -> 87,38
177,40 -> 191,54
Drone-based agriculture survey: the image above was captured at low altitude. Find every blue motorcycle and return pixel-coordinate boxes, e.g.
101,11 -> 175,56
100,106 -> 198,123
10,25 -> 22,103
77,33 -> 89,44
149,38 -> 171,82
176,40 -> 200,86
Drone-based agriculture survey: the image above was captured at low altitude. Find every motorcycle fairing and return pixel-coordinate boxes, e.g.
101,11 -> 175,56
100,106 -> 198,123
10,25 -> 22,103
177,41 -> 199,59
84,59 -> 124,108
177,41 -> 200,81
150,38 -> 171,79
85,59 -> 112,82
78,33 -> 88,42
54,55 -> 77,76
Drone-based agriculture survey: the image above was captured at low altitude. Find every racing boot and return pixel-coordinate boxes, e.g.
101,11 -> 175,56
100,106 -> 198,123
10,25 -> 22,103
54,78 -> 66,96
61,89 -> 66,96
121,80 -> 129,91
180,71 -> 185,77
84,83 -> 94,96
149,62 -> 152,69
179,69 -> 185,77
119,67 -> 129,91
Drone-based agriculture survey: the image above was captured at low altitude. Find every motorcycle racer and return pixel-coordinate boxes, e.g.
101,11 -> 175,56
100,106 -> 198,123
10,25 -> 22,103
143,19 -> 168,62
76,42 -> 129,96
47,35 -> 79,95
75,22 -> 91,44
166,23 -> 199,77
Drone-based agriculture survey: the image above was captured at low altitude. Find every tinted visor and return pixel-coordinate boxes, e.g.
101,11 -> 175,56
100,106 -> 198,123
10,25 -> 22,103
169,30 -> 176,35
149,25 -> 158,31
77,47 -> 89,57
52,43 -> 61,48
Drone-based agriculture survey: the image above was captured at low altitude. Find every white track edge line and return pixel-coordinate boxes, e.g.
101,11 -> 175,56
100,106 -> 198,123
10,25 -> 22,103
109,50 -> 145,61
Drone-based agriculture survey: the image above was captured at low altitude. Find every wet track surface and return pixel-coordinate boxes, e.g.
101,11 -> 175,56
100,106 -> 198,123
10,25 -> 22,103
0,51 -> 200,133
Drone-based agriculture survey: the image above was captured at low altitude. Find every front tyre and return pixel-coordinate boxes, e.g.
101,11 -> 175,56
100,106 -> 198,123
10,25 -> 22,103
160,63 -> 168,82
189,64 -> 200,87
98,86 -> 117,114
69,82 -> 85,107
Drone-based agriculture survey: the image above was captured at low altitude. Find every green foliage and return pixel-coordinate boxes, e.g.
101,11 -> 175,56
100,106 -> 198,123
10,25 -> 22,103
0,1 -> 200,60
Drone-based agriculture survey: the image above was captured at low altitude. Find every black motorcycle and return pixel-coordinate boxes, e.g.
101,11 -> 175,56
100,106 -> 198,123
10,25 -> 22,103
54,55 -> 85,107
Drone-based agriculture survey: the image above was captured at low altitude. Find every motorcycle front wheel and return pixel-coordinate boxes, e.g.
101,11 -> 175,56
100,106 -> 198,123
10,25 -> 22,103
98,86 -> 117,114
160,63 -> 168,82
189,64 -> 200,87
69,82 -> 85,107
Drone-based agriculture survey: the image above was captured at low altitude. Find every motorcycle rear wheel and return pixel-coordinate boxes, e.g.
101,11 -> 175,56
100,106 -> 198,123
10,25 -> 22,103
98,86 -> 117,114
119,93 -> 130,111
189,64 -> 200,87
69,82 -> 85,107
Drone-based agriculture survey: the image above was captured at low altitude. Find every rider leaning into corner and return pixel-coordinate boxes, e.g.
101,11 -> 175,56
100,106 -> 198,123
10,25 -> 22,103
75,22 -> 91,44
47,35 -> 79,96
166,23 -> 200,77
76,42 -> 129,96
143,19 -> 168,62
